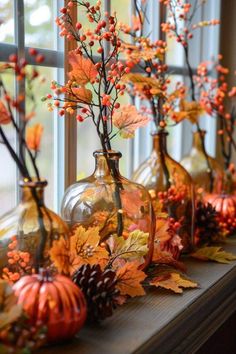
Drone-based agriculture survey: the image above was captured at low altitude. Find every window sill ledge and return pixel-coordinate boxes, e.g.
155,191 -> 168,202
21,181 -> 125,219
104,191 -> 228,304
39,239 -> 236,354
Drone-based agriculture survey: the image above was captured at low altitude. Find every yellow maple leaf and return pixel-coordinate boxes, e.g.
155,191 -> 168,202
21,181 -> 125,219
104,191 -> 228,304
110,230 -> 149,262
116,261 -> 146,297
123,73 -> 164,97
191,246 -> 236,264
69,226 -> 109,272
149,267 -> 198,294
171,99 -> 204,124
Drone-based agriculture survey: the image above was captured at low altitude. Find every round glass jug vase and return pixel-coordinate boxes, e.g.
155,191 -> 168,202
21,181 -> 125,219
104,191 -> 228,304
0,179 -> 69,276
132,130 -> 195,253
61,150 -> 155,270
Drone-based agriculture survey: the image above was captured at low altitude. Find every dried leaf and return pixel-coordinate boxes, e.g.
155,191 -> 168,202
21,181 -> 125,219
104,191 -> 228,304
113,105 -> 150,138
0,100 -> 11,125
49,237 -> 70,275
191,246 -> 236,264
111,230 -> 149,261
71,86 -> 93,103
171,99 -> 204,124
123,73 -> 162,92
26,123 -> 43,151
69,226 -> 109,272
116,261 -> 146,297
149,267 -> 198,294
120,189 -> 145,216
68,50 -> 98,85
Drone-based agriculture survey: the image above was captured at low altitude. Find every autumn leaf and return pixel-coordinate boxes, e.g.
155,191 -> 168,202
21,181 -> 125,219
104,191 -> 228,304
26,123 -> 43,151
170,99 -> 204,124
123,73 -> 164,96
148,266 -> 198,294
0,280 -> 23,330
0,100 -> 11,125
122,43 -> 164,62
69,226 -> 109,272
113,105 -> 150,138
150,272 -> 198,294
116,261 -> 146,297
68,50 -> 98,85
110,230 -> 149,261
49,226 -> 109,275
71,86 -> 93,103
120,189 -> 145,216
191,246 -> 236,264
49,237 -> 70,275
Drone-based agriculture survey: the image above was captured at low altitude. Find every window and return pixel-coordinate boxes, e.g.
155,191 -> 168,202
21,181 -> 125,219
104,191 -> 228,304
0,0 -> 221,216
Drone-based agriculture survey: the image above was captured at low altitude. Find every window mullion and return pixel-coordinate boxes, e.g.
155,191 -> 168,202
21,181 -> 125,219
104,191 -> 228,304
14,0 -> 25,202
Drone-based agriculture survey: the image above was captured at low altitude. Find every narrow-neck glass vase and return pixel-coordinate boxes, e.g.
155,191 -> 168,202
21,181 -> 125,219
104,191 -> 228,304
180,130 -> 224,194
0,180 -> 69,274
61,150 -> 155,270
132,131 -> 195,253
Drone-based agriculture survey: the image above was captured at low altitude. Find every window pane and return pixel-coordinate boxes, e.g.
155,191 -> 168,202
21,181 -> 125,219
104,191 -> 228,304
0,0 -> 14,44
26,66 -> 55,208
0,73 -> 16,215
24,0 -> 55,50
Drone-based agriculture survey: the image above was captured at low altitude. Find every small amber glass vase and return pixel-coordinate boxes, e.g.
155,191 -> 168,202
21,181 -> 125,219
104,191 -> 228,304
0,180 -> 69,273
61,150 -> 155,269
132,130 -> 195,253
181,130 -> 224,193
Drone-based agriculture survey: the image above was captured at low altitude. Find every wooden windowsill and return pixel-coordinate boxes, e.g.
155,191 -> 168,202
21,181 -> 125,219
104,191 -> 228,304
40,239 -> 236,354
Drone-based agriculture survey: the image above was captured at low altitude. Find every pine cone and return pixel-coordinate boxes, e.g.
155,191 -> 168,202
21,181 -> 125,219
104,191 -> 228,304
195,202 -> 221,245
72,264 -> 119,322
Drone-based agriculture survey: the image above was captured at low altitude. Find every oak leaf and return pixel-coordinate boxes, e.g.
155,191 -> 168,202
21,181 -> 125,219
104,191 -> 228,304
68,50 -> 98,85
110,230 -> 149,261
116,261 -> 146,297
113,105 -> 150,138
0,100 -> 11,125
26,123 -> 43,151
71,86 -> 93,103
191,246 -> 236,264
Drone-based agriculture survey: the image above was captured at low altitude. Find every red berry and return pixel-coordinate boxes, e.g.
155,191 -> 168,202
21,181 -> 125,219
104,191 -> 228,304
9,54 -> 17,63
76,22 -> 82,30
35,54 -> 45,63
60,7 -> 67,14
114,103 -> 120,109
76,114 -> 84,122
28,48 -> 38,56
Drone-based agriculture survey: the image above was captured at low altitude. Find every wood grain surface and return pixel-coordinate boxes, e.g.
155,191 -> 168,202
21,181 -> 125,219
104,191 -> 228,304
38,239 -> 236,354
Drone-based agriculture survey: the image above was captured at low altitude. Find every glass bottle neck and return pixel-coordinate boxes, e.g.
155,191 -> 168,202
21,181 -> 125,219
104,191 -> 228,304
94,151 -> 121,178
20,181 -> 46,206
152,132 -> 168,156
192,130 -> 206,152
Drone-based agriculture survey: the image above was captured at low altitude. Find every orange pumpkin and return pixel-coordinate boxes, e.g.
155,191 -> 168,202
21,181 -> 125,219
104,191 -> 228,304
204,193 -> 236,234
13,270 -> 87,343
204,193 -> 236,217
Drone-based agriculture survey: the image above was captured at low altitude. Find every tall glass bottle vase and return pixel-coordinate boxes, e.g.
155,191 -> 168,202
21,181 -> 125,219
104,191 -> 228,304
132,130 -> 195,253
180,130 -> 224,194
61,150 -> 155,269
0,180 -> 69,274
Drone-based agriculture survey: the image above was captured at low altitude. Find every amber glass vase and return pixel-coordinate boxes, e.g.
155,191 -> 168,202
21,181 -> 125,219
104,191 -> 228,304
181,130 -> 224,193
61,150 -> 155,269
0,180 -> 69,273
132,130 -> 194,253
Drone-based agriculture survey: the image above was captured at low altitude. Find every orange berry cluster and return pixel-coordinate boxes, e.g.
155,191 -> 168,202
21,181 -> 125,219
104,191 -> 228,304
1,236 -> 31,283
158,184 -> 188,206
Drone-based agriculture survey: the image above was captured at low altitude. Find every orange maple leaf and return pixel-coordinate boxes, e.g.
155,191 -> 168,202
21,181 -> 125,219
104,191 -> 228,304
0,100 -> 11,125
69,226 -> 109,273
71,86 -> 93,103
116,261 -> 146,297
49,237 -> 71,275
113,105 -> 150,138
26,123 -> 43,151
68,50 -> 98,85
